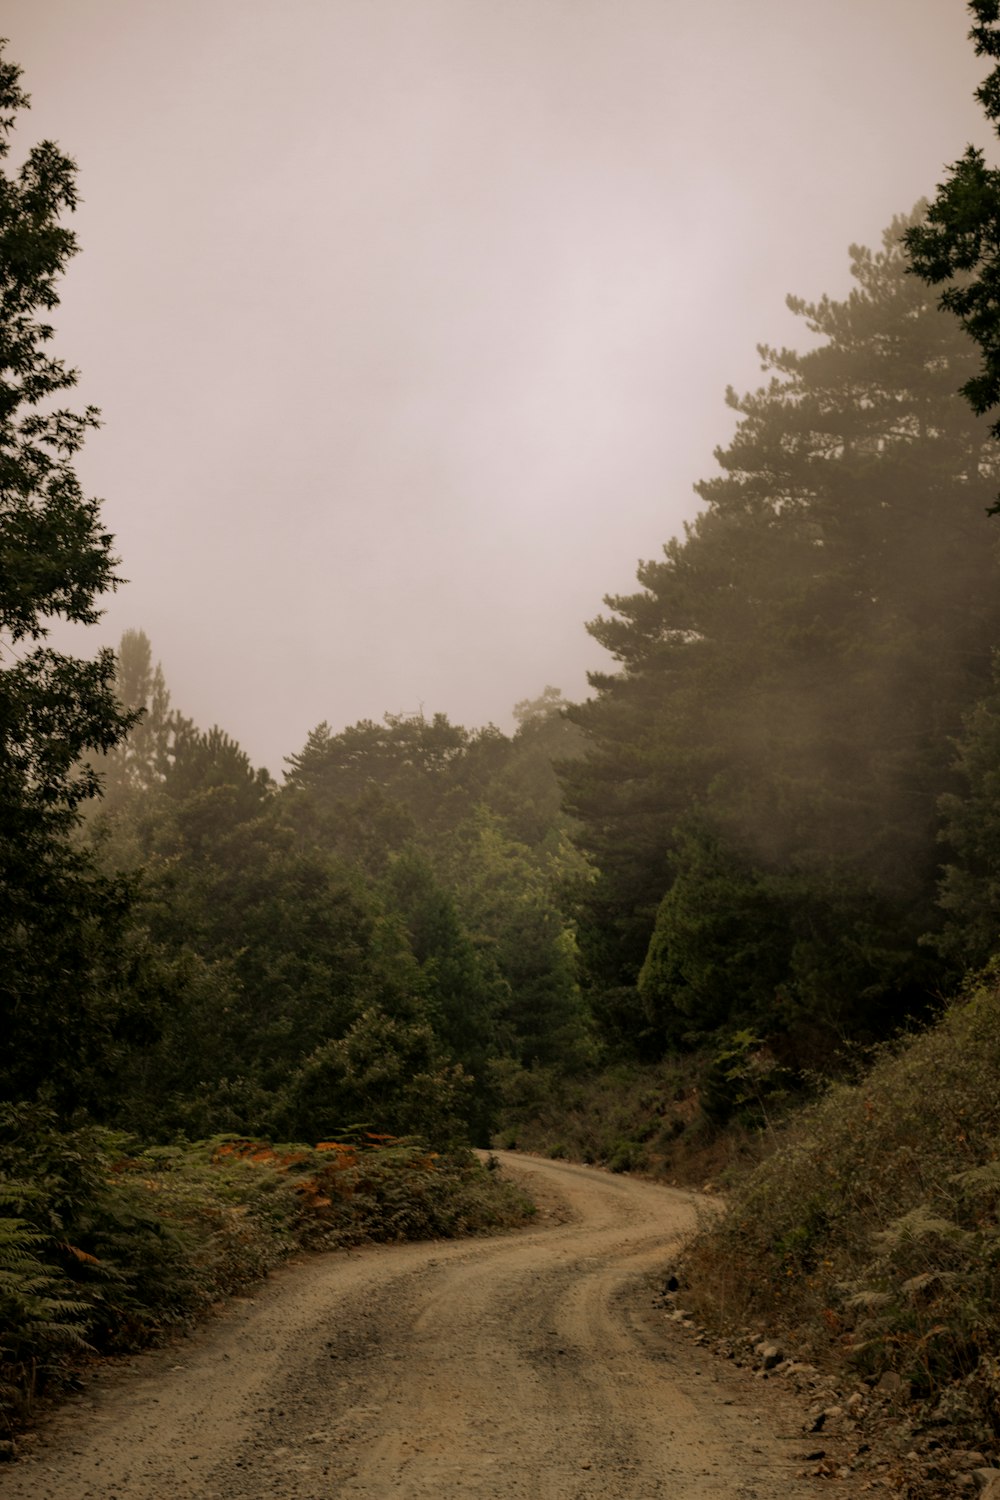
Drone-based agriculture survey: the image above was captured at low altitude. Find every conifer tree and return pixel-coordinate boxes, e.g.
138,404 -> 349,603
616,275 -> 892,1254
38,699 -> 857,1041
906,2 -> 1000,511
565,213 -> 1000,1060
98,630 -> 172,806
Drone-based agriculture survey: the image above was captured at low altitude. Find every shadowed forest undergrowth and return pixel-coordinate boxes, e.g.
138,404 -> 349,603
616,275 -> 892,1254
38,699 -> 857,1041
0,1112 -> 531,1443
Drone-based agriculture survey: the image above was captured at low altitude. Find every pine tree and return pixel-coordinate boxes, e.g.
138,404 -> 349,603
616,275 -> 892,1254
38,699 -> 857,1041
564,213 -> 1000,1060
905,2 -> 1000,510
98,630 -> 172,806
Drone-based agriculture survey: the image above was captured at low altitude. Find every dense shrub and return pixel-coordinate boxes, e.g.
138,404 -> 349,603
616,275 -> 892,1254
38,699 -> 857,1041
491,1051 -> 783,1184
682,969 -> 1000,1435
0,1112 -> 532,1440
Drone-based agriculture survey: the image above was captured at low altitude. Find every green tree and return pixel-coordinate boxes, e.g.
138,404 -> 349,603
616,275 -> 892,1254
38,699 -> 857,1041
637,818 -> 791,1044
443,809 -> 591,1071
279,1007 -> 472,1147
130,730 -> 370,1082
905,2 -> 1000,510
565,212 -> 1000,1060
488,687 -> 587,848
380,846 -> 500,1140
106,717 -> 469,1140
0,45 -> 140,1116
935,655 -> 1000,967
97,629 -> 172,808
0,45 -> 131,824
284,710 -> 511,862
283,703 -> 592,1086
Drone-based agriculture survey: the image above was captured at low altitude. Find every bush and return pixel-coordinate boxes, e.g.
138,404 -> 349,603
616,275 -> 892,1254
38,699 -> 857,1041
489,1054 -> 751,1183
277,1007 -> 473,1148
682,968 -> 1000,1435
0,1113 -> 532,1440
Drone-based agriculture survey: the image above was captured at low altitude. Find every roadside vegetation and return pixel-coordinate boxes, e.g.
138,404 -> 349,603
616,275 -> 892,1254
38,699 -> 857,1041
492,1031 -> 793,1185
678,969 -> 1000,1444
0,1110 -> 530,1443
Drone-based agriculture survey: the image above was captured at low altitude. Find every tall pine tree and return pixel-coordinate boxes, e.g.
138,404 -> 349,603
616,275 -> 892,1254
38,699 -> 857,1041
565,212 -> 1000,1061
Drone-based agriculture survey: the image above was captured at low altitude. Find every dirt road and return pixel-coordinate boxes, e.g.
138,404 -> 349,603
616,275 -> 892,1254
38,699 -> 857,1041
1,1154 -> 841,1499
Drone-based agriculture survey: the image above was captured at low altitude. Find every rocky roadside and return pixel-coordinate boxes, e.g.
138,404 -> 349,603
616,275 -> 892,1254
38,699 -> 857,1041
651,1277 -> 1000,1499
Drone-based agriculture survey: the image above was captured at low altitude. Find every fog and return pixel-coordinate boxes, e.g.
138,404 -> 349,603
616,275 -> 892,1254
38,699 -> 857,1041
2,1 -> 987,773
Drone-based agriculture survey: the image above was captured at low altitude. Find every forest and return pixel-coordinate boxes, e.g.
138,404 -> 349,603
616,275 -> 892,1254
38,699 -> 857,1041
8,0 -> 1000,1455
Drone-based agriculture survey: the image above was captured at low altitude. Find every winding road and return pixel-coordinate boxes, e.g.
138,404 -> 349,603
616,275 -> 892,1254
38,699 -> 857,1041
1,1153 -> 839,1499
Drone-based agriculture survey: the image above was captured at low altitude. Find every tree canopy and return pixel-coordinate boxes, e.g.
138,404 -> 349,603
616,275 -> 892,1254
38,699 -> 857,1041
905,1 -> 1000,510
563,212 -> 1000,1062
0,43 -> 140,1118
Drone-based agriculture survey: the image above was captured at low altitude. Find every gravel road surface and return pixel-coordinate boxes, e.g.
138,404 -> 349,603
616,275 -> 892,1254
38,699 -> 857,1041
0,1153 -> 845,1499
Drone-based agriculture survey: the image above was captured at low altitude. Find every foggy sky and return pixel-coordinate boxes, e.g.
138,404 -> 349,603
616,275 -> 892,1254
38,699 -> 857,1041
2,1 -> 988,773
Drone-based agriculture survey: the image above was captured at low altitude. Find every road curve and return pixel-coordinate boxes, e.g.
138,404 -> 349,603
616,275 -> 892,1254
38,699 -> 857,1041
1,1153 -> 832,1499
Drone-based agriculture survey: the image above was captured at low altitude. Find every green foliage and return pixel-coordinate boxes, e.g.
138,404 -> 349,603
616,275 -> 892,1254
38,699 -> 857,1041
0,49 -> 123,661
84,678 -> 596,1146
0,1108 -> 532,1437
379,847 -> 500,1141
91,629 -> 173,816
936,656 -> 1000,966
638,821 -> 791,1042
0,851 -> 160,1118
442,809 -> 592,1072
697,1030 -> 790,1131
283,704 -> 593,1093
0,43 -> 132,818
493,687 -> 586,847
0,1182 -> 92,1389
640,816 -> 942,1067
278,1007 -> 474,1148
0,43 -> 144,1119
93,716 -> 427,1134
905,2 -> 1000,509
284,710 -> 510,860
491,1054 -> 724,1179
565,210 -> 1000,1062
682,968 -> 1000,1428
274,1140 -> 534,1247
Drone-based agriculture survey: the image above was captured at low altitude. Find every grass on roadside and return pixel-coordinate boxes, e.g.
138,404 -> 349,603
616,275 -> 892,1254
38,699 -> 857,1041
680,967 -> 1000,1445
490,1052 -> 768,1185
0,1108 -> 533,1444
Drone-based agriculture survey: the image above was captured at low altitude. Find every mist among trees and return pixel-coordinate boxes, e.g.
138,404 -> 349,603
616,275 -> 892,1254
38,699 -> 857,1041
8,5 -> 1000,1165
13,195 -> 1000,1152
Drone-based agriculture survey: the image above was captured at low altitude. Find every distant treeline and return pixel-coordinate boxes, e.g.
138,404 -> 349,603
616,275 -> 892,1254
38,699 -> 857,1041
58,669 -> 593,1144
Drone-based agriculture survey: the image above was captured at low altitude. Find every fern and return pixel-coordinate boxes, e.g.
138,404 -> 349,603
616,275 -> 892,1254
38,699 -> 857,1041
0,1202 -> 91,1349
0,1189 -> 95,1434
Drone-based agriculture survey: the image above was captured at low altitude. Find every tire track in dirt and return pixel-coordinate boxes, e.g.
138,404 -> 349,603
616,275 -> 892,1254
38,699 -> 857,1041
0,1153 -> 849,1499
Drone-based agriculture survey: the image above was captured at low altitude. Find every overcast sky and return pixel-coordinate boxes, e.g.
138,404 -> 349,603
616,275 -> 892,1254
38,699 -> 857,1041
3,1 -> 989,773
